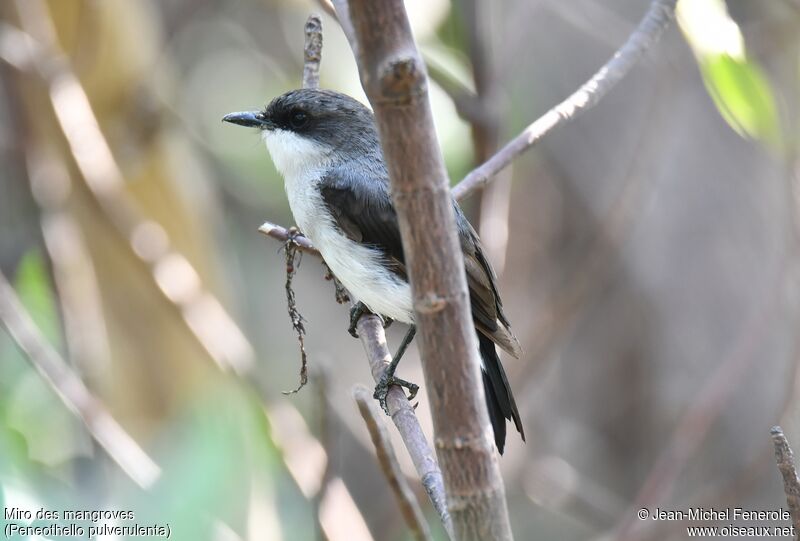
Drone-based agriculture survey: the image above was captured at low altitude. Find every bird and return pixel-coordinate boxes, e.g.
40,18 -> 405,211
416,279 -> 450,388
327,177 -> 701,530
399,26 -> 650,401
223,89 -> 524,453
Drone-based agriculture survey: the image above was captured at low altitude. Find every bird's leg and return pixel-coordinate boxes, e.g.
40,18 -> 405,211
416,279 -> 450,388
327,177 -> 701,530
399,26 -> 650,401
374,325 -> 418,414
348,302 -> 389,338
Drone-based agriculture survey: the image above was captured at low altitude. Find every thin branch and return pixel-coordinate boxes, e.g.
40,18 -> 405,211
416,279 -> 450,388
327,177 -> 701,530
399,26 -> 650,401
771,426 -> 800,537
259,221 -> 319,255
355,314 -> 454,539
0,271 -> 160,489
303,14 -> 323,90
451,0 -> 678,200
354,385 -> 433,541
279,14 -> 325,395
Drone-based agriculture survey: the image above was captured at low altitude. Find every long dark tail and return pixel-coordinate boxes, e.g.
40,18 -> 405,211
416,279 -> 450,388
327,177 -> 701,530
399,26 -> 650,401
478,332 -> 525,454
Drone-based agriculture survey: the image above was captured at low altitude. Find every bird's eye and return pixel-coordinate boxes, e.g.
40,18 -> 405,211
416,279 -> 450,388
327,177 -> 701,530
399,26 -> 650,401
289,110 -> 308,129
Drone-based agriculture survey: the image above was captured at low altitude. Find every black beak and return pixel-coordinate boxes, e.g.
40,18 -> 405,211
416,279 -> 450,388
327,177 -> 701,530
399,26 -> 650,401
222,110 -> 273,129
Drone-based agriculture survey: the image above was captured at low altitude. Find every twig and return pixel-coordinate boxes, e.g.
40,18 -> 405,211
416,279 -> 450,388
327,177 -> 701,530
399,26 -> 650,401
771,426 -> 800,538
0,271 -> 160,488
303,15 -> 323,90
259,221 -> 318,255
354,385 -> 433,541
278,15 -> 328,395
281,233 -> 308,394
451,0 -> 678,200
355,314 -> 454,539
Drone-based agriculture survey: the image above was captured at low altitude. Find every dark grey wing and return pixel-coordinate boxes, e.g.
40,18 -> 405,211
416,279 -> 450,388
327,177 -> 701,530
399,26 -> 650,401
322,169 -> 523,451
320,166 -> 520,357
319,167 -> 407,278
454,205 -> 522,358
454,204 -> 525,452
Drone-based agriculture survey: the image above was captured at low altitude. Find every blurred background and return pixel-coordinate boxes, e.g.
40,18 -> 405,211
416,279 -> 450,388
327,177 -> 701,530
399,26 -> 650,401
1,0 -> 799,539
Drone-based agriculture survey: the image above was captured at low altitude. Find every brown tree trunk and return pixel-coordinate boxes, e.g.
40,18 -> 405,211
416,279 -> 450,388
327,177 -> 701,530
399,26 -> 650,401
345,1 -> 514,539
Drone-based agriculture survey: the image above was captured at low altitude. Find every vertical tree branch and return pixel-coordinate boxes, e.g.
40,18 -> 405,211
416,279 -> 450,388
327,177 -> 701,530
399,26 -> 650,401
354,385 -> 433,541
771,426 -> 800,538
291,14 -> 453,537
344,1 -> 514,539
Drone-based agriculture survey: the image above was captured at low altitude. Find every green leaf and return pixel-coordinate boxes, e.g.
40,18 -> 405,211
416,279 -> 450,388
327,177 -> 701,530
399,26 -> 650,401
698,53 -> 781,145
13,250 -> 61,347
677,0 -> 782,147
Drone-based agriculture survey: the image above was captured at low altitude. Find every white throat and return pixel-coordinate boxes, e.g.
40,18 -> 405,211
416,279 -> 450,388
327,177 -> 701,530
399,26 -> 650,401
262,128 -> 333,180
262,127 -> 414,324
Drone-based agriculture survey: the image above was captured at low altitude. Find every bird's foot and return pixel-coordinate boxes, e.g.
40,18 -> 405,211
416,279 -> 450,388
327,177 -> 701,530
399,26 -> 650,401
285,226 -> 302,245
348,302 -> 388,338
373,373 -> 419,415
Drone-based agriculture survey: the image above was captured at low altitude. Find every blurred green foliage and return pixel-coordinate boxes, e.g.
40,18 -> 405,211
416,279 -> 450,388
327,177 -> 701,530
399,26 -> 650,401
678,0 -> 782,148
697,53 -> 780,147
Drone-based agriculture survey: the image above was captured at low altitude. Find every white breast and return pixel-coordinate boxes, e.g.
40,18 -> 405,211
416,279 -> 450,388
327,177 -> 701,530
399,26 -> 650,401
264,129 -> 414,324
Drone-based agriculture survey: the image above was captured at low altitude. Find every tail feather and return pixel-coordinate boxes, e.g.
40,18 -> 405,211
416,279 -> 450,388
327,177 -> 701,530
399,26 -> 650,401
478,333 -> 525,454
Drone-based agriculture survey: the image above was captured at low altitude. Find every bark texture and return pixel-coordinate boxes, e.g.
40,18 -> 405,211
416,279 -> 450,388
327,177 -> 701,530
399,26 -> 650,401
346,1 -> 513,539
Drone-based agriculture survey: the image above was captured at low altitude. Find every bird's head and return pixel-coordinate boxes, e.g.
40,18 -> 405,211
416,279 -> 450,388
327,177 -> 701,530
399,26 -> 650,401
223,89 -> 381,177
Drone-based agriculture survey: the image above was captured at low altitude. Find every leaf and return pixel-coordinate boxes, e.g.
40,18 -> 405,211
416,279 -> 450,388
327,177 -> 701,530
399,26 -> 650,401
677,0 -> 781,146
13,250 -> 61,347
699,53 -> 781,145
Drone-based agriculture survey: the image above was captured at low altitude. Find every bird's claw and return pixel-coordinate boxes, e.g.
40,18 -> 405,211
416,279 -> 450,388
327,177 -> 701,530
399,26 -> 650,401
348,302 -> 387,338
348,302 -> 366,338
373,374 -> 419,415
